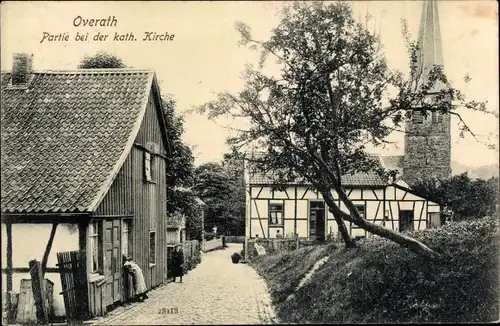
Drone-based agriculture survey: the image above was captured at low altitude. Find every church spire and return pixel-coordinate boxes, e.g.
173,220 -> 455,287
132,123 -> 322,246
415,0 -> 445,91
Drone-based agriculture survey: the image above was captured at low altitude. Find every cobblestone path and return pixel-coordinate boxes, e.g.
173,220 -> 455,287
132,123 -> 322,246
91,244 -> 277,325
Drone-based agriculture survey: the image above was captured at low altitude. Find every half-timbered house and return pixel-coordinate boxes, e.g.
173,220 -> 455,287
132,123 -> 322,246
244,0 -> 449,244
1,53 -> 171,320
244,156 -> 442,241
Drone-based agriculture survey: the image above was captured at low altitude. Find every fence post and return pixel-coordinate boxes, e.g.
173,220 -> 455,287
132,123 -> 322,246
29,259 -> 48,324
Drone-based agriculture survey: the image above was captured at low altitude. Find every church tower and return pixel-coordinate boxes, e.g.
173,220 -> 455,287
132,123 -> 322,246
403,0 -> 451,185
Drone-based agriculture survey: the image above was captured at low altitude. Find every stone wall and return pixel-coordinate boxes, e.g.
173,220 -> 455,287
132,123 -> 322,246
403,110 -> 451,185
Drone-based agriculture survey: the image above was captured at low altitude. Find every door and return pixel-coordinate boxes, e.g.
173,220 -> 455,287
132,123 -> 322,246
399,210 -> 414,232
309,201 -> 326,241
104,219 -> 122,306
429,212 -> 441,228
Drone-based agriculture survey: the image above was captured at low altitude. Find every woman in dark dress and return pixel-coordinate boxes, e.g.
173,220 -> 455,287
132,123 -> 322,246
171,245 -> 184,283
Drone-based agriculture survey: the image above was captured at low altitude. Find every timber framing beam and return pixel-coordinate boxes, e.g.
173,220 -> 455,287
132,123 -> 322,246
2,267 -> 60,274
6,221 -> 13,323
2,213 -> 91,224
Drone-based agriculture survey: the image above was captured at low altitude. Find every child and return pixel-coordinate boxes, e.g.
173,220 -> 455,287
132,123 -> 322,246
171,245 -> 185,283
123,256 -> 149,301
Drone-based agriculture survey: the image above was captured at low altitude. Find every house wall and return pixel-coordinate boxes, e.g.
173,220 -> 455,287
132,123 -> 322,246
91,88 -> 168,311
130,89 -> 168,289
246,185 -> 440,240
1,223 -> 79,317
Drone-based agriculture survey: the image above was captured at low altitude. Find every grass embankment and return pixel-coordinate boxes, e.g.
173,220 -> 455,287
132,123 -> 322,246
251,217 -> 499,323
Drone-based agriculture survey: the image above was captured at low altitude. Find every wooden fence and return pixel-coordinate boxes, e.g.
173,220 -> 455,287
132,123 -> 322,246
56,251 -> 89,322
202,238 -> 224,252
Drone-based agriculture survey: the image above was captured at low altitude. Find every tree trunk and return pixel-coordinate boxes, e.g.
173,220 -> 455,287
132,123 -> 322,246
350,217 -> 439,259
321,191 -> 356,248
328,184 -> 441,260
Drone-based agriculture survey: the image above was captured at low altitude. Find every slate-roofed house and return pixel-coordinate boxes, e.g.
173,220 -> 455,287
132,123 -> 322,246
1,53 -> 171,320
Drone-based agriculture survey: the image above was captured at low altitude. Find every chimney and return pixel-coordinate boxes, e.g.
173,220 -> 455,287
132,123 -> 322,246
11,53 -> 33,85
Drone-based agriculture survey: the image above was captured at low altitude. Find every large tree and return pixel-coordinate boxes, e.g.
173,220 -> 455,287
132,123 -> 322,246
162,96 -> 199,239
197,2 -> 495,258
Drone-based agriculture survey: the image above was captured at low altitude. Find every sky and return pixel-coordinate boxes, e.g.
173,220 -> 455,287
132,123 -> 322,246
1,1 -> 498,167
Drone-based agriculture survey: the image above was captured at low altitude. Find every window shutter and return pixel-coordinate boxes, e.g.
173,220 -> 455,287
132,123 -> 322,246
145,152 -> 152,182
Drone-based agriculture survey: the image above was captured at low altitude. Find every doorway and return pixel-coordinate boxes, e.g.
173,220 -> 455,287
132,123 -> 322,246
309,201 -> 326,241
399,210 -> 414,232
104,219 -> 122,307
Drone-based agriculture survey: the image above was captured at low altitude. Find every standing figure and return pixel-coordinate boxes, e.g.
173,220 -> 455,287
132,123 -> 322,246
123,255 -> 149,301
171,245 -> 184,283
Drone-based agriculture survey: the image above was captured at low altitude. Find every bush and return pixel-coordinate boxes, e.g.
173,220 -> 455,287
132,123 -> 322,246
253,217 -> 499,323
205,232 -> 216,241
412,174 -> 498,221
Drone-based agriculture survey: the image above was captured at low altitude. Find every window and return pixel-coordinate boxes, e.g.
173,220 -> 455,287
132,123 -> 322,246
411,111 -> 424,124
399,209 -> 415,232
149,231 -> 156,265
269,203 -> 284,225
89,222 -> 101,273
431,111 -> 443,124
122,220 -> 131,258
354,204 -> 365,219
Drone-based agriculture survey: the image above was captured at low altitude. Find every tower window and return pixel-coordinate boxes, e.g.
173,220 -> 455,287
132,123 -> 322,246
412,111 -> 424,124
431,111 -> 443,124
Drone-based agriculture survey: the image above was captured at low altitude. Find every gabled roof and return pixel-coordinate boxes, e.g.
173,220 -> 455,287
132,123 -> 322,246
247,155 -> 388,187
1,69 -> 164,214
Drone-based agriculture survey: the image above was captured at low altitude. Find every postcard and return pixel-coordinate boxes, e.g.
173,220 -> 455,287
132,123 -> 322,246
1,1 -> 498,325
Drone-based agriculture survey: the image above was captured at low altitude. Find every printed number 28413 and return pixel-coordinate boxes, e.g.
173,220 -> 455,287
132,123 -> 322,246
158,308 -> 179,314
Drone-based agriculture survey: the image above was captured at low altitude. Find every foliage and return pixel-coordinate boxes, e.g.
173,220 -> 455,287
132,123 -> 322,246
197,1 -> 494,255
193,159 -> 245,236
412,173 -> 498,221
161,95 -> 199,240
78,51 -> 126,69
252,217 -> 499,323
162,96 -> 196,190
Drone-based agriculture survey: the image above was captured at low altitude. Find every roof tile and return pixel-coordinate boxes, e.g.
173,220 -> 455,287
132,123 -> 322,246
1,69 -> 154,213
247,155 -> 390,187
